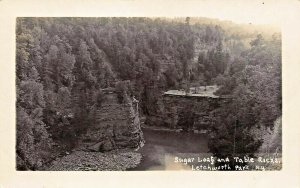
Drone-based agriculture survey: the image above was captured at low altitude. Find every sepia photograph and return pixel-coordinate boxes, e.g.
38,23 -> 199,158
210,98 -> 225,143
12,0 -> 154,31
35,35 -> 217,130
1,0 -> 300,187
16,17 -> 282,171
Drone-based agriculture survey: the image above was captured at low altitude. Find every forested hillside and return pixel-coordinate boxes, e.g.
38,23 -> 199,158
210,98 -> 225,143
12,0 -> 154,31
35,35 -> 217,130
16,17 -> 281,170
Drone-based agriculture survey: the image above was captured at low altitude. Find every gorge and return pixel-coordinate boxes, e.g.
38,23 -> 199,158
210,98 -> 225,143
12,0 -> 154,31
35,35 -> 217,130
15,17 -> 281,171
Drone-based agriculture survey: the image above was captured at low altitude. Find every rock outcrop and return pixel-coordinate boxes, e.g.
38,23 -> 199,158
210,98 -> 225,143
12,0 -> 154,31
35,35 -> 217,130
80,88 -> 144,152
146,88 -> 232,132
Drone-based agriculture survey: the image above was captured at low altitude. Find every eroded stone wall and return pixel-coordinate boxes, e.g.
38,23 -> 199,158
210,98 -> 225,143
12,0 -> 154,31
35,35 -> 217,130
80,88 -> 144,152
146,94 -> 231,132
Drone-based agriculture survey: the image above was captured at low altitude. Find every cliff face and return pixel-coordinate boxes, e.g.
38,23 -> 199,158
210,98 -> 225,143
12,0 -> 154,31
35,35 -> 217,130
146,94 -> 231,132
80,88 -> 144,152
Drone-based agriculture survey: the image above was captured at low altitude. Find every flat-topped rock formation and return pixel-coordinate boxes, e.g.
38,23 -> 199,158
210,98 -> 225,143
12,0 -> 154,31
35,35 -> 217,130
146,85 -> 232,132
164,85 -> 220,98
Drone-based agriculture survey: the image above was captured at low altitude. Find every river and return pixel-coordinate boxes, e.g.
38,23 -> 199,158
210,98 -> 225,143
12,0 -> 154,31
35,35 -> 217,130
130,128 -> 210,170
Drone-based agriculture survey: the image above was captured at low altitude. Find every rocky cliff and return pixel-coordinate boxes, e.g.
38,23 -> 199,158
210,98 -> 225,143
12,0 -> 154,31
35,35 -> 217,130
146,90 -> 231,132
79,88 -> 144,152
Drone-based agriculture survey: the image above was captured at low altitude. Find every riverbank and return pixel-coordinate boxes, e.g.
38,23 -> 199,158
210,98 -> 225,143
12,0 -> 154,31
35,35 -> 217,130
141,124 -> 208,134
45,149 -> 142,171
141,124 -> 180,132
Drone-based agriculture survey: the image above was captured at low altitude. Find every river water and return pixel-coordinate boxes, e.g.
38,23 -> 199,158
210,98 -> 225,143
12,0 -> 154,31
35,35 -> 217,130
131,128 -> 210,170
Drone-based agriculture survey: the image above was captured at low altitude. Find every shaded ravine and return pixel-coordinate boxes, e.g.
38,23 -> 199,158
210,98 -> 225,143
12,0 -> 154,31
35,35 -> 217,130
130,128 -> 210,170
